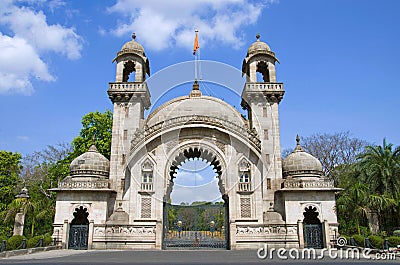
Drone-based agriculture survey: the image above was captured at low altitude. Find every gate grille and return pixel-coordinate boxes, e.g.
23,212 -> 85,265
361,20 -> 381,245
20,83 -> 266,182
163,202 -> 228,249
68,224 -> 88,250
304,224 -> 323,249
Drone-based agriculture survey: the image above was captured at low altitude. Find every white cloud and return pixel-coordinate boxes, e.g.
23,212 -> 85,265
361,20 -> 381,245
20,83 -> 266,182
0,0 -> 83,94
0,33 -> 54,95
107,0 -> 274,52
17,135 -> 30,141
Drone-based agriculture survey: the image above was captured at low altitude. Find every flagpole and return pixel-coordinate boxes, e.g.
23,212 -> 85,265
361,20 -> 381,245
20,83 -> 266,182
193,29 -> 199,81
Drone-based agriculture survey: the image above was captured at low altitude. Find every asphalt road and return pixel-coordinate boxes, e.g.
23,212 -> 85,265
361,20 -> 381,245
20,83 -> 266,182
0,249 -> 398,265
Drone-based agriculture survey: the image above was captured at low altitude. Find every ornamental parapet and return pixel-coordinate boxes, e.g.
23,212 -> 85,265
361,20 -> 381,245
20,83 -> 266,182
282,178 -> 335,189
242,82 -> 284,104
130,115 -> 261,154
57,179 -> 110,190
108,82 -> 150,107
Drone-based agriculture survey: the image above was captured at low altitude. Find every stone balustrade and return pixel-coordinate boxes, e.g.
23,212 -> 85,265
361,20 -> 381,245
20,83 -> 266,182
108,82 -> 148,91
238,182 -> 251,192
141,183 -> 153,192
282,178 -> 334,189
243,82 -> 285,103
131,115 -> 261,153
58,180 -> 110,189
245,82 -> 284,91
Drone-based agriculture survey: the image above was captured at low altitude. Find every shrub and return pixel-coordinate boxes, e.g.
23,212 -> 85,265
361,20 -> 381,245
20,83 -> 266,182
27,236 -> 43,248
393,230 -> 400,237
44,235 -> 53,246
352,234 -> 365,247
368,235 -> 383,249
387,236 -> 400,247
339,235 -> 350,245
7,235 -> 26,250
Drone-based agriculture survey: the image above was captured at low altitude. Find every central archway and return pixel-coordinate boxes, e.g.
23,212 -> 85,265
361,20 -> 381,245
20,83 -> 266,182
162,144 -> 229,249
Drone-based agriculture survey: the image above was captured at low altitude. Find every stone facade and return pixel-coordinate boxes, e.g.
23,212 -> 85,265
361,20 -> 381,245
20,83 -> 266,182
52,34 -> 340,250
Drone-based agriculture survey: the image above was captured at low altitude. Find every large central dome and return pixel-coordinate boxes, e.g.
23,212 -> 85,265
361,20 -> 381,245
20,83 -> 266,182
146,95 -> 246,127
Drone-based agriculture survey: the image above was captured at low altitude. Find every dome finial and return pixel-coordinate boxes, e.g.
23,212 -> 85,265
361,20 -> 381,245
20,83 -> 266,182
132,32 -> 136,40
92,134 -> 96,145
256,33 -> 261,41
294,134 -> 304,152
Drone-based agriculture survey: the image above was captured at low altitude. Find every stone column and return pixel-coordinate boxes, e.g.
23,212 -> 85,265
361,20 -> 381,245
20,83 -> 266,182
230,221 -> 236,250
155,220 -> 163,249
88,220 -> 94,250
13,211 -> 25,236
323,220 -> 331,249
62,220 -> 69,249
297,219 -> 304,248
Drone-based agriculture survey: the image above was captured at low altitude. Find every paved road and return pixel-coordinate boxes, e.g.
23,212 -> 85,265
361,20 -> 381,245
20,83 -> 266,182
0,249 -> 398,265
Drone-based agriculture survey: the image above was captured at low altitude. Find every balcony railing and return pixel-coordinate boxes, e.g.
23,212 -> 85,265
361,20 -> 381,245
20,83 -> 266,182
244,82 -> 284,92
108,82 -> 148,91
238,182 -> 251,192
141,183 -> 153,192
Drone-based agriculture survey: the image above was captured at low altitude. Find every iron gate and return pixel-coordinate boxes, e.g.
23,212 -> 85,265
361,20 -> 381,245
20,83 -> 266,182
304,224 -> 323,249
163,202 -> 228,249
68,224 -> 89,250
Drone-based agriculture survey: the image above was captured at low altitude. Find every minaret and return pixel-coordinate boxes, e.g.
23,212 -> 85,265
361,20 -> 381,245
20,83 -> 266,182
241,34 -> 285,205
108,33 -> 151,198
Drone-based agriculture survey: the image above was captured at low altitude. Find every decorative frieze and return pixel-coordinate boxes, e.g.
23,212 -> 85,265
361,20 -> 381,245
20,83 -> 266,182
236,224 -> 297,236
282,178 -> 334,189
130,115 -> 261,154
94,225 -> 156,237
58,179 -> 110,189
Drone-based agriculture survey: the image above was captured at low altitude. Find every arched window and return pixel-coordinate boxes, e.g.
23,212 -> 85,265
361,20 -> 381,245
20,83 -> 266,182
122,60 -> 136,82
256,61 -> 270,82
141,159 -> 153,191
238,159 -> 251,192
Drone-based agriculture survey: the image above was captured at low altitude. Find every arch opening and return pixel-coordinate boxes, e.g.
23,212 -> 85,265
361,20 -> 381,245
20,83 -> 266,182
170,158 -> 221,205
163,146 -> 229,249
256,61 -> 270,82
303,206 -> 324,249
123,60 -> 136,82
68,206 -> 89,250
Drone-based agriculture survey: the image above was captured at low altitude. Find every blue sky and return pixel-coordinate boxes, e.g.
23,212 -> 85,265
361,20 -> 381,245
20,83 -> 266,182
1,0 -> 400,158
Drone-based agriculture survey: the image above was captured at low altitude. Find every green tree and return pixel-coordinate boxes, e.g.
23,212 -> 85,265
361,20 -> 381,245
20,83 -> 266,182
357,139 -> 400,199
0,151 -> 22,211
70,110 -> 113,159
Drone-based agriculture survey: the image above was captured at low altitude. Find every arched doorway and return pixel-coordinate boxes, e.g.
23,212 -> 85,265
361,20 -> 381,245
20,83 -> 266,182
303,205 -> 323,249
162,147 -> 229,249
68,206 -> 89,250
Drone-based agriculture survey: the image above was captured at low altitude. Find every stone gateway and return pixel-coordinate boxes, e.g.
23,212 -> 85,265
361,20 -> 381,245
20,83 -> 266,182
51,34 -> 340,250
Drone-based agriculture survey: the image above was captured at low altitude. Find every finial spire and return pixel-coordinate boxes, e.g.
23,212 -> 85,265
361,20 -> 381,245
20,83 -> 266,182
92,135 -> 96,145
256,33 -> 260,41
294,134 -> 304,152
132,33 -> 136,40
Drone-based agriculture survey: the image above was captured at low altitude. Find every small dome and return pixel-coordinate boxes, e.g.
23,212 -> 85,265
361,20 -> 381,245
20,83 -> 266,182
70,145 -> 110,177
247,33 -> 271,56
118,33 -> 145,57
282,136 -> 323,178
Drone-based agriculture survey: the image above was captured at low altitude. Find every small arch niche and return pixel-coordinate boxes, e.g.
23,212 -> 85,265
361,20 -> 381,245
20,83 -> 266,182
71,206 -> 89,225
303,205 -> 321,224
256,61 -> 270,82
123,60 -> 136,82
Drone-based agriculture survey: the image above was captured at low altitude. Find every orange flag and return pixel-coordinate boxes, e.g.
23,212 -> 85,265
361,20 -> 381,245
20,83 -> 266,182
193,30 -> 199,55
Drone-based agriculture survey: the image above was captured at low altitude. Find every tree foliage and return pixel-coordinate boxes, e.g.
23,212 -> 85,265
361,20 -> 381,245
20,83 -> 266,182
70,110 -> 113,159
0,151 -> 22,211
301,131 -> 367,176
